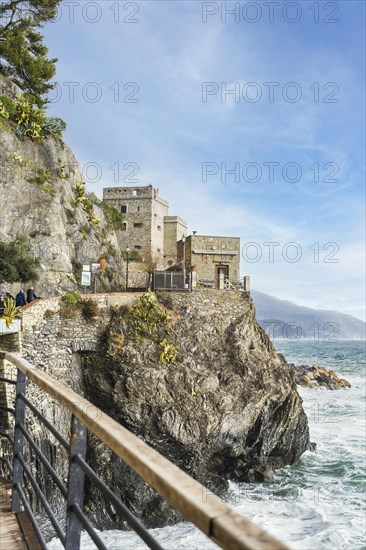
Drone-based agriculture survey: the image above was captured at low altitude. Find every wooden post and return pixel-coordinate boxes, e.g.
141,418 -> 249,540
65,415 -> 87,550
11,369 -> 26,512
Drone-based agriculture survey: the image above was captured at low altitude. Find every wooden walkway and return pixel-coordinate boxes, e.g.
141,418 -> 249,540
0,478 -> 40,550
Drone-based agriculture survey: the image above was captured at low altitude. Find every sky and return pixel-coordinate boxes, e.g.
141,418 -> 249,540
43,0 -> 365,320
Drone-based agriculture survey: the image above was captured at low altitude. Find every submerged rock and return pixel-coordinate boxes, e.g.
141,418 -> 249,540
83,290 -> 309,528
290,364 -> 351,389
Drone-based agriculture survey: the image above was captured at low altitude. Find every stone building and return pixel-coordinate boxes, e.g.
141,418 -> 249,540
177,234 -> 240,289
103,186 -> 242,288
163,216 -> 188,266
103,185 -> 186,267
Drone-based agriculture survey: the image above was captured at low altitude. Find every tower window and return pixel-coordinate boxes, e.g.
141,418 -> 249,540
121,222 -> 127,231
135,245 -> 142,250
157,225 -> 162,231
134,223 -> 143,228
121,205 -> 127,213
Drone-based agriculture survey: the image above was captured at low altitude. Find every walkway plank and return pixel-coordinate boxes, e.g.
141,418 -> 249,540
0,478 -> 39,550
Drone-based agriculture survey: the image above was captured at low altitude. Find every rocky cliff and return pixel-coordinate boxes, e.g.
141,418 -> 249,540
82,290 -> 310,528
0,75 -> 125,296
0,291 -> 310,531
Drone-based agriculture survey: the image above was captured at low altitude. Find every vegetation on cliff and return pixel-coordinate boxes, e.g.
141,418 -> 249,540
60,292 -> 99,321
108,292 -> 178,364
0,234 -> 40,284
0,95 -> 66,141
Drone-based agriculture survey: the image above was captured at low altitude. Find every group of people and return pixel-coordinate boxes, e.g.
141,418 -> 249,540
0,288 -> 40,317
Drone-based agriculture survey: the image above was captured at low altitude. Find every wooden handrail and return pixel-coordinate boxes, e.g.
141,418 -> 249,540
0,351 -> 290,550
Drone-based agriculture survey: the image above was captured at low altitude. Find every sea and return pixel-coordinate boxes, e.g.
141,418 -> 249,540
49,340 -> 366,550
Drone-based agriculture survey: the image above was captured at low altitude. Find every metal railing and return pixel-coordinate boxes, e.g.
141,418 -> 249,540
152,271 -> 190,292
0,350 -> 289,550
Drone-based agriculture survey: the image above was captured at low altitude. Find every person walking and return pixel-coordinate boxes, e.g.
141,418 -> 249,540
0,295 -> 5,317
16,289 -> 27,307
26,288 -> 39,303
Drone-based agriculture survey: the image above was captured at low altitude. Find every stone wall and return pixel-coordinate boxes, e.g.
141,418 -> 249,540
21,292 -> 143,332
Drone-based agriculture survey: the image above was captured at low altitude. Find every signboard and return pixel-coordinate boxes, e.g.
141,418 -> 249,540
91,263 -> 101,273
82,264 -> 90,272
81,271 -> 91,286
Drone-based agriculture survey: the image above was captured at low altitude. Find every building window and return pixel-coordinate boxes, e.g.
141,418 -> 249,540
134,222 -> 143,228
135,245 -> 142,250
157,225 -> 162,231
121,222 -> 127,231
133,190 -> 138,196
121,205 -> 127,213
137,206 -> 140,212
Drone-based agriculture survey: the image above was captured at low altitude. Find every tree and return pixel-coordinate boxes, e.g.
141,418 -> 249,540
0,1 -> 61,106
0,234 -> 40,284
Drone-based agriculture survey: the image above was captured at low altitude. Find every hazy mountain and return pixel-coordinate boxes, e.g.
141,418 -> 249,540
252,289 -> 366,341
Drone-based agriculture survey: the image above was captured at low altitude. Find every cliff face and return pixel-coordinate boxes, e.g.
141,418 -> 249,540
0,292 -> 309,532
0,73 -> 309,532
83,290 -> 309,528
0,109 -> 124,295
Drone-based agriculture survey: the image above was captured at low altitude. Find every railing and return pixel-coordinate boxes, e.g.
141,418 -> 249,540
223,278 -> 251,292
152,271 -> 190,292
0,350 -> 289,550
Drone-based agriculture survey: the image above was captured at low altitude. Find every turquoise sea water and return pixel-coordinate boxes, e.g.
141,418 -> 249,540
50,340 -> 366,550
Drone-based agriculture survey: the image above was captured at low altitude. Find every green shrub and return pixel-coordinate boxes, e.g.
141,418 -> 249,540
72,259 -> 83,271
74,181 -> 100,226
14,97 -> 46,140
0,96 -> 66,142
123,292 -> 178,363
0,96 -> 15,119
101,201 -> 125,231
0,235 -> 40,284
42,117 -> 67,140
60,292 -> 81,305
159,340 -> 177,363
3,296 -> 22,328
0,102 -> 9,119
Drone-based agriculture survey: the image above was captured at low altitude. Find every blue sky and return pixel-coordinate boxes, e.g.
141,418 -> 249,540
44,1 -> 365,320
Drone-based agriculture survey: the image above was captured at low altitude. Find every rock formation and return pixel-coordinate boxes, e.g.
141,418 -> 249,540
290,364 -> 351,389
82,290 -> 310,528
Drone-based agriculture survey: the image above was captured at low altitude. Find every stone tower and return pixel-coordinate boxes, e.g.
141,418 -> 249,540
103,185 -> 169,263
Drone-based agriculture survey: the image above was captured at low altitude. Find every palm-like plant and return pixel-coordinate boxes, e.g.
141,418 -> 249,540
3,296 -> 22,328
